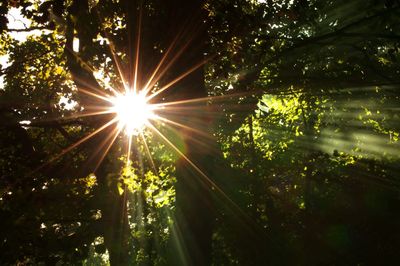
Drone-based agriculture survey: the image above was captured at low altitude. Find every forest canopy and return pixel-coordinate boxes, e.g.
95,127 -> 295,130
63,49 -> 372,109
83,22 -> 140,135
0,0 -> 399,265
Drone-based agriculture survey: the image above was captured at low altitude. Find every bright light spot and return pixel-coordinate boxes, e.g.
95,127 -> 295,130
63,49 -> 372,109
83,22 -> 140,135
73,38 -> 80,52
7,8 -> 31,42
110,90 -> 155,135
0,55 -> 9,90
6,8 -> 50,42
19,120 -> 31,125
59,95 -> 77,110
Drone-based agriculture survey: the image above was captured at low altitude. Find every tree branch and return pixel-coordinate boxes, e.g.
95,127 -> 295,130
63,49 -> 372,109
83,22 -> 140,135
7,26 -> 49,32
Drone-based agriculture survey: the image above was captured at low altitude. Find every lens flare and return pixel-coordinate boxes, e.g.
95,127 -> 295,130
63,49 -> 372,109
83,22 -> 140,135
110,90 -> 155,135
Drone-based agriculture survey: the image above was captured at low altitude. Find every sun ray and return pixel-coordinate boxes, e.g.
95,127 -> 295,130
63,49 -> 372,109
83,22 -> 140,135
142,33 -> 181,94
68,73 -> 111,98
148,123 -> 237,206
157,106 -> 214,114
142,16 -> 204,95
70,110 -> 115,117
156,116 -> 211,139
154,91 -> 254,107
92,126 -> 122,173
132,8 -> 142,94
93,7 -> 128,92
22,110 -> 116,127
127,134 -> 133,166
147,58 -> 210,101
148,123 -> 270,241
55,110 -> 115,121
143,36 -> 195,95
31,117 -> 119,175
51,117 -> 118,160
139,132 -> 158,174
79,88 -> 115,103
107,39 -> 128,92
6,7 -> 282,252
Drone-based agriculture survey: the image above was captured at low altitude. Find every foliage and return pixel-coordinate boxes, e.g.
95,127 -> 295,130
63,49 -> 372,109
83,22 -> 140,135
1,0 -> 400,265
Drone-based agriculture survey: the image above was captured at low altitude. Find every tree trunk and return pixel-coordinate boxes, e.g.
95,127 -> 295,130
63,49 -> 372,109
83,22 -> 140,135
96,168 -> 131,266
155,1 -> 216,265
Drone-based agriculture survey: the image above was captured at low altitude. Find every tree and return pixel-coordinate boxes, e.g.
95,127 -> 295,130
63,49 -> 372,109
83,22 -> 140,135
1,0 -> 218,265
206,0 -> 400,264
1,0 -> 400,265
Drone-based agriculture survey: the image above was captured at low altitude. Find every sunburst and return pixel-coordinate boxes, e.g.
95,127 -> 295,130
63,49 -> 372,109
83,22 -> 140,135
109,89 -> 157,136
22,8 -> 252,236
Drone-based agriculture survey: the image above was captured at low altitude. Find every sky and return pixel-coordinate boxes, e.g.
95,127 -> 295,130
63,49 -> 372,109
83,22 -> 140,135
1,8 -> 34,89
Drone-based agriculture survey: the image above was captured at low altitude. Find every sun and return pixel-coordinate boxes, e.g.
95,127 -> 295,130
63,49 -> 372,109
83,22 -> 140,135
110,90 -> 155,135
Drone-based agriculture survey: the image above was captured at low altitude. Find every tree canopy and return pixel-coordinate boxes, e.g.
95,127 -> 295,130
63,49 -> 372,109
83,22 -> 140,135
1,0 -> 399,265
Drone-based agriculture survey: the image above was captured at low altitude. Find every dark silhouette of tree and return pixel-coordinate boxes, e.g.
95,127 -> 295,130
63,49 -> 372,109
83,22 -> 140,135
1,0 -> 400,265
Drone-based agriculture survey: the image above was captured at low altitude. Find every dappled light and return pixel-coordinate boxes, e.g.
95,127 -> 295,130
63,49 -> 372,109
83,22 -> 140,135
1,0 -> 400,265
